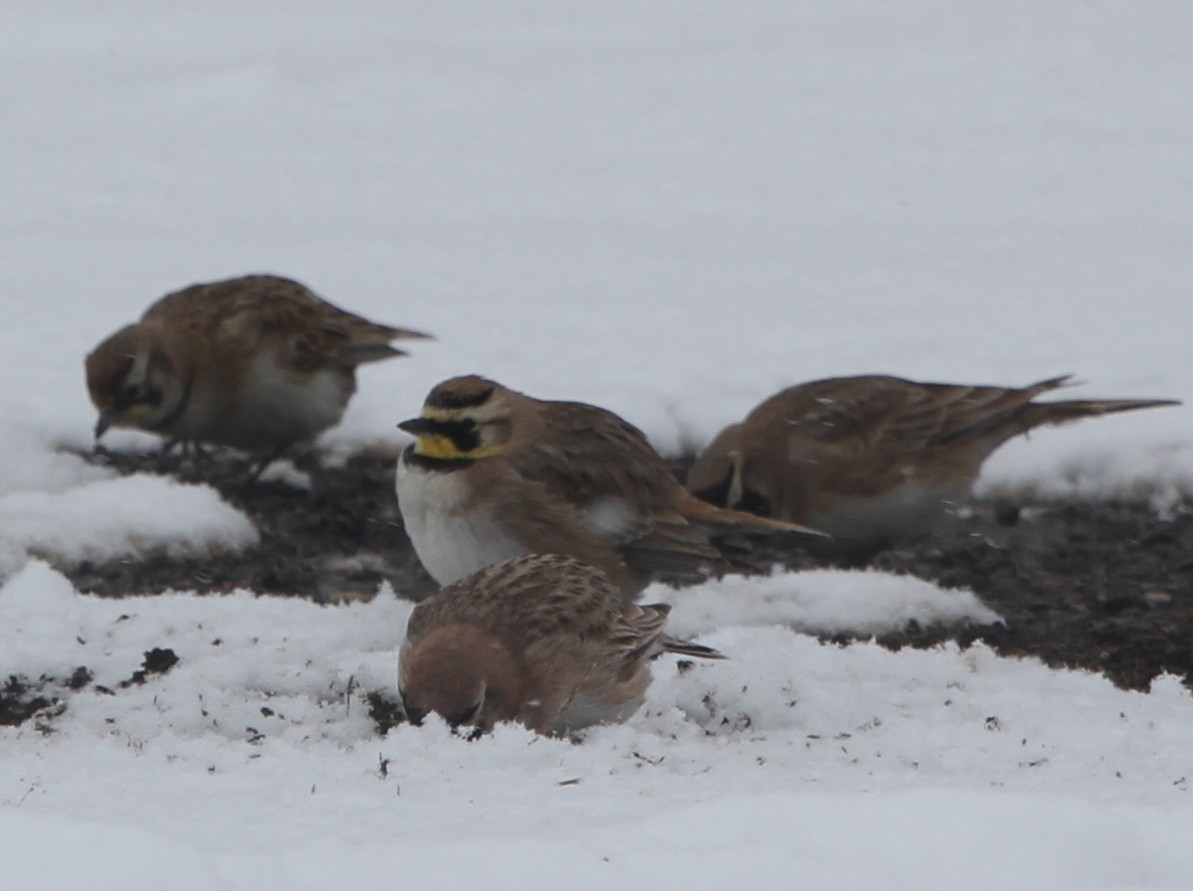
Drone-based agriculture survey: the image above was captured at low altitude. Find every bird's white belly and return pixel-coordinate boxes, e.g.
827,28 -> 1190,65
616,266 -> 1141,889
396,458 -> 529,585
550,692 -> 644,734
209,356 -> 349,449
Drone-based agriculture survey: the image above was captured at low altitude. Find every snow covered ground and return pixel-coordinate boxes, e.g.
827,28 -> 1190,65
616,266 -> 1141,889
1,2 -> 1191,888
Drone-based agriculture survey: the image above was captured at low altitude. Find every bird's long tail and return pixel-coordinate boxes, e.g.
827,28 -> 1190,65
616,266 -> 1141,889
678,491 -> 828,539
1022,395 -> 1180,429
658,634 -> 726,660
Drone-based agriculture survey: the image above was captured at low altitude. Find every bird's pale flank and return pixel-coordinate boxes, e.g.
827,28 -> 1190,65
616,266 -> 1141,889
687,374 -> 1179,559
398,553 -> 723,736
85,273 -> 430,467
395,374 -> 824,598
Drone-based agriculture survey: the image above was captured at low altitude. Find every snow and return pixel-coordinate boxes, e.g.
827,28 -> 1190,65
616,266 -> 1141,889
658,568 -> 1003,638
0,476 -> 257,572
4,562 -> 1193,890
1,1 -> 1191,887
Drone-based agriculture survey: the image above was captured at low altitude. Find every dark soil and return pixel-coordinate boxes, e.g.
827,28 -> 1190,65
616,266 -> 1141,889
1,676 -> 62,729
68,446 -> 438,603
10,445 -> 1187,735
815,501 -> 1193,691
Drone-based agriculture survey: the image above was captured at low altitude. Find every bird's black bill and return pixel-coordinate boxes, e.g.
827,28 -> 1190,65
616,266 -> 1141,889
397,417 -> 437,435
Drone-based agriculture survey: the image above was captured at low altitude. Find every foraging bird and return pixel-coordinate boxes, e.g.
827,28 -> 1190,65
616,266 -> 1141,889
398,553 -> 723,735
85,274 -> 430,468
395,374 -> 823,597
686,374 -> 1179,560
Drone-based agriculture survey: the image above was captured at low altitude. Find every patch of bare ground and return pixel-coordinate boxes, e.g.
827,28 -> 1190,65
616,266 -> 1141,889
15,446 -> 1187,733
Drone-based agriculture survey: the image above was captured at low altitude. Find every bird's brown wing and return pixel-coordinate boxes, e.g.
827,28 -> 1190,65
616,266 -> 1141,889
146,274 -> 427,370
506,400 -> 725,578
405,554 -> 622,644
758,376 -> 943,454
507,400 -> 678,512
754,375 -> 1071,455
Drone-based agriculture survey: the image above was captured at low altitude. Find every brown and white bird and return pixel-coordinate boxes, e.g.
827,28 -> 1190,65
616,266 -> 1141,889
398,553 -> 723,735
395,375 -> 824,598
686,374 -> 1180,560
85,274 -> 431,466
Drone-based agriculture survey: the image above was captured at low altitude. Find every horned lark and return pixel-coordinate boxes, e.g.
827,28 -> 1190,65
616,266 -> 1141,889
85,274 -> 430,467
686,374 -> 1180,559
398,553 -> 723,735
395,374 -> 823,597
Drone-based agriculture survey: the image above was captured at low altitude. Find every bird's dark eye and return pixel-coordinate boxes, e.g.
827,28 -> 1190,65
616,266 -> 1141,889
108,357 -> 135,392
450,702 -> 480,727
690,472 -> 732,508
398,691 -> 426,726
740,488 -> 772,516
